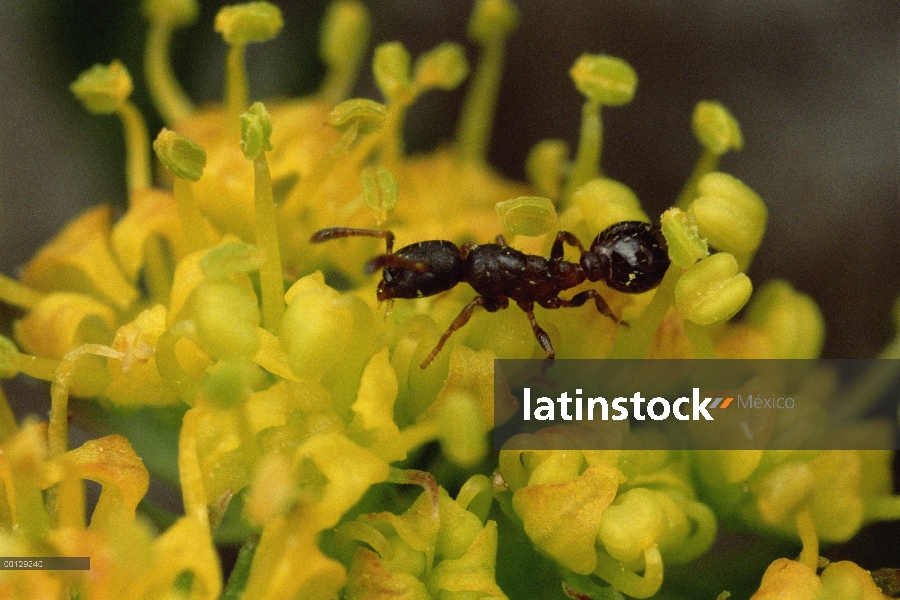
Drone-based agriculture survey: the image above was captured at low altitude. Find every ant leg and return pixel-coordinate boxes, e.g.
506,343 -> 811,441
460,241 -> 477,259
545,290 -> 628,326
309,227 -> 395,254
517,301 -> 555,359
421,296 -> 508,369
550,231 -> 585,261
495,234 -> 508,246
366,254 -> 428,274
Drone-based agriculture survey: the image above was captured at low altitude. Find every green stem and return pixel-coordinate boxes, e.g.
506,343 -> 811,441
562,99 -> 602,204
173,177 -> 209,253
683,319 -> 717,358
675,149 -> 719,210
608,266 -> 681,359
145,23 -> 194,125
456,38 -> 505,165
222,535 -> 260,600
253,154 -> 285,331
225,43 -> 248,136
118,101 -> 152,193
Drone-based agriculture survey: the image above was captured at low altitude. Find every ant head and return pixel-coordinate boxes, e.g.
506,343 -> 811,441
583,221 -> 670,293
372,240 -> 465,300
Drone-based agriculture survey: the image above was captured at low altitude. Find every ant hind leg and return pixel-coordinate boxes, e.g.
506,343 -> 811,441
548,290 -> 628,326
421,296 -> 509,369
517,301 -> 555,359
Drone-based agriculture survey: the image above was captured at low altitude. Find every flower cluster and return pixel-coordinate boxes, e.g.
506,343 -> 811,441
0,1 -> 898,599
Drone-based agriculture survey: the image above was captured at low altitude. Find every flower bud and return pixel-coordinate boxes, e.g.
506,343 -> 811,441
214,2 -> 283,45
373,42 -> 414,103
660,207 -> 708,269
153,128 -> 207,181
199,241 -> 267,279
495,196 -> 556,237
414,42 -> 469,91
570,54 -> 637,106
745,280 -> 825,359
675,252 -> 752,325
571,178 -> 648,231
438,392 -> 487,468
693,100 -> 743,155
598,488 -> 665,563
191,279 -> 261,359
70,60 -> 133,114
468,0 -> 520,43
240,102 -> 273,160
690,172 -> 766,254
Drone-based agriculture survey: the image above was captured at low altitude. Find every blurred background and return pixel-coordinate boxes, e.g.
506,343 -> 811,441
0,0 -> 897,593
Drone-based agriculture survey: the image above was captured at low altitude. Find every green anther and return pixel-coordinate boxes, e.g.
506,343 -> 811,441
362,166 -> 398,224
191,279 -> 261,360
240,102 -> 273,160
142,0 -> 198,27
693,100 -> 743,155
745,280 -> 825,359
326,99 -> 386,134
70,60 -> 133,114
153,128 -> 207,182
689,172 -> 767,255
570,54 -> 637,107
496,196 -> 557,237
570,178 -> 648,225
319,0 -> 370,102
0,335 -> 19,379
468,0 -> 520,43
660,208 -> 708,269
675,252 -> 752,326
413,42 -> 470,91
372,42 -> 414,104
200,242 -> 267,279
215,2 -> 284,45
526,139 -> 569,199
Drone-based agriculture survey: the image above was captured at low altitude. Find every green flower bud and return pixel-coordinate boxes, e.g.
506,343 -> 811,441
191,279 -> 261,359
571,178 -> 649,230
0,335 -> 19,379
327,99 -> 386,134
660,207 -> 708,269
362,166 -> 398,224
675,253 -> 753,325
745,280 -> 825,359
240,101 -> 273,160
142,0 -> 198,27
689,172 -> 767,254
468,0 -> 520,44
414,42 -> 470,91
598,488 -> 665,563
153,128 -> 207,181
200,242 -> 267,279
214,2 -> 283,45
70,60 -> 133,114
526,139 -> 569,199
495,196 -> 556,237
438,392 -> 487,468
693,100 -> 743,155
373,42 -> 414,103
570,54 -> 637,106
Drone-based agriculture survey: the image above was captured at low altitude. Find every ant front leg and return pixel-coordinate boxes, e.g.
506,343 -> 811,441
541,290 -> 628,326
550,231 -> 585,262
421,295 -> 509,369
517,300 -> 555,359
309,227 -> 396,254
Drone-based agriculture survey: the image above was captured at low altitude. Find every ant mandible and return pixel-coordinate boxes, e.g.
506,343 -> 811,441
310,221 -> 670,369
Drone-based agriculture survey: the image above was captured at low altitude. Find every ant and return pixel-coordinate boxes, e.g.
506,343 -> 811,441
310,221 -> 670,368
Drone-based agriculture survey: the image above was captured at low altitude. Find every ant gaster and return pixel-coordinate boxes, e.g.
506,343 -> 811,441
310,221 -> 670,369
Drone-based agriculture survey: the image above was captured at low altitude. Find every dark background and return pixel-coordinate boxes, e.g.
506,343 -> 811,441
0,0 -> 897,594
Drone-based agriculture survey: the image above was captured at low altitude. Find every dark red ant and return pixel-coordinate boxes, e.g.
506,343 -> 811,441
310,221 -> 669,368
